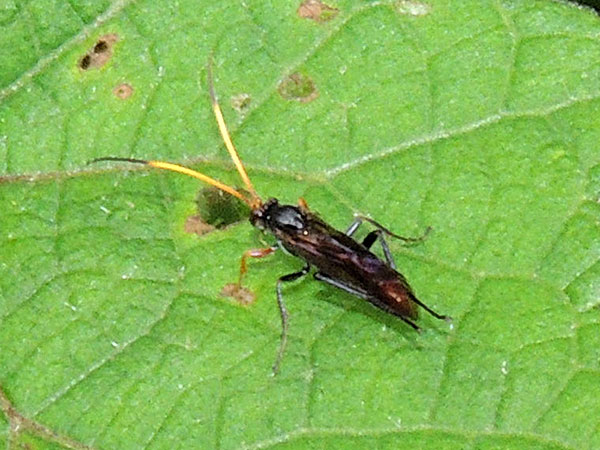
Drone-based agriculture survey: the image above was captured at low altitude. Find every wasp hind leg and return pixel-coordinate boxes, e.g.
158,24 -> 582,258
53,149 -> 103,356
361,229 -> 397,269
352,215 -> 432,244
346,216 -> 418,270
345,216 -> 449,323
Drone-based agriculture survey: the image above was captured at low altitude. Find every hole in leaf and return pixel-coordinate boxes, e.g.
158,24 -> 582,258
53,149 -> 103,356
278,73 -> 319,103
94,40 -> 109,53
79,54 -> 92,70
78,33 -> 119,70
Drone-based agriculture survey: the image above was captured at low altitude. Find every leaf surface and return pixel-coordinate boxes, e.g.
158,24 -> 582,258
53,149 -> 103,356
1,0 -> 599,448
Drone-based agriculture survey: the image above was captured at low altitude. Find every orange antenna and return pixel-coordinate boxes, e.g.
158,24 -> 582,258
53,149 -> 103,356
207,59 -> 261,208
90,157 -> 255,208
90,59 -> 264,210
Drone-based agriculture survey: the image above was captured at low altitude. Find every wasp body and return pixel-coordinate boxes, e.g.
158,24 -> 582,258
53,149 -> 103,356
93,63 -> 449,373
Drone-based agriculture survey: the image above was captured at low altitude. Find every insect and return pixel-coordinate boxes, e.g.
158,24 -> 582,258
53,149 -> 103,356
92,63 -> 451,373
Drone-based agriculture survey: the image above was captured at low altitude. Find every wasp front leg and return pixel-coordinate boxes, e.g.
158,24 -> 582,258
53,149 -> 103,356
221,246 -> 277,305
237,247 -> 278,287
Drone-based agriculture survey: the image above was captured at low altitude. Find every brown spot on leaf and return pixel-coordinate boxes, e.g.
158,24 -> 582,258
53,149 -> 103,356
297,0 -> 339,22
113,83 -> 133,99
221,283 -> 256,305
231,93 -> 252,113
278,73 -> 319,103
78,33 -> 119,70
184,215 -> 216,236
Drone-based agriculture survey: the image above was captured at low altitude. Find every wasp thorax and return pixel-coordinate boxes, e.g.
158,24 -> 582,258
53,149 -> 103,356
270,205 -> 306,230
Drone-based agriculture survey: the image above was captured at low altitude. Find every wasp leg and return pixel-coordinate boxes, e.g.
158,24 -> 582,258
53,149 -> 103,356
347,215 -> 431,270
349,215 -> 432,244
236,246 -> 278,288
360,233 -> 450,322
344,217 -> 363,237
362,230 -> 396,269
273,264 -> 310,374
313,272 -> 421,331
346,218 -> 398,269
344,217 -> 449,322
297,197 -> 309,212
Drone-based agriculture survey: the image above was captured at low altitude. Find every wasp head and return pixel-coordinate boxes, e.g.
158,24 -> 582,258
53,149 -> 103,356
250,198 -> 307,235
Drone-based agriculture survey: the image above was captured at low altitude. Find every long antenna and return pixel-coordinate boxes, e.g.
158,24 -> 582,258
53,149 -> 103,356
206,59 -> 261,208
90,157 -> 255,208
90,58 -> 264,210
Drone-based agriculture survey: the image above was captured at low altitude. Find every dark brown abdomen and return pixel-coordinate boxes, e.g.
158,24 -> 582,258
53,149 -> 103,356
373,278 -> 419,319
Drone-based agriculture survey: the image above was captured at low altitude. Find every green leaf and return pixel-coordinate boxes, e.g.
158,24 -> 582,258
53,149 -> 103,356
1,0 -> 600,448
